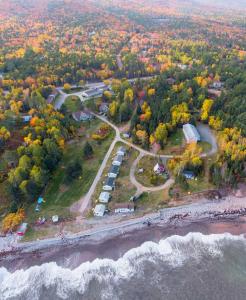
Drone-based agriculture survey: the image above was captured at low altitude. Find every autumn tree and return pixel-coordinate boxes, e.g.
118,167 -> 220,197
171,103 -> 191,126
0,126 -> 10,148
200,99 -> 213,122
154,123 -> 168,149
2,208 -> 25,233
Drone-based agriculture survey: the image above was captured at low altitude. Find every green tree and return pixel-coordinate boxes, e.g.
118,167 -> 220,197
83,141 -> 93,159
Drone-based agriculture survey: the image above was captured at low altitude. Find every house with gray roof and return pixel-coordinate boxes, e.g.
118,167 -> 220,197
103,177 -> 115,191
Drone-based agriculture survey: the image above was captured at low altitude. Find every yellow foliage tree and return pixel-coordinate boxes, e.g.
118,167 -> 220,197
201,99 -> 214,121
2,209 -> 25,233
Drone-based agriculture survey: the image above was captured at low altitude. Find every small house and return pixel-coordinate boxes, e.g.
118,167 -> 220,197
99,103 -> 109,114
93,204 -> 106,217
99,192 -> 111,203
182,170 -> 195,180
22,115 -> 32,123
103,177 -> 115,191
114,203 -> 135,214
154,163 -> 165,175
112,154 -> 123,166
72,111 -> 93,122
117,146 -> 126,156
211,81 -> 223,89
108,164 -> 120,178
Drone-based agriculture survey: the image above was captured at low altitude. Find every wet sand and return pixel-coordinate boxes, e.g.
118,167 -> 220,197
1,216 -> 246,272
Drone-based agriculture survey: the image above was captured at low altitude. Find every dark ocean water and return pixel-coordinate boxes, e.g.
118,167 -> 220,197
1,232 -> 246,300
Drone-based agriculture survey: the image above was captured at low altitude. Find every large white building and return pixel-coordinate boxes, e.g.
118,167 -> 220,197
183,124 -> 201,143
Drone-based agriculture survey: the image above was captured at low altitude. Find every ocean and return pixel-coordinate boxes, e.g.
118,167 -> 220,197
1,232 -> 246,300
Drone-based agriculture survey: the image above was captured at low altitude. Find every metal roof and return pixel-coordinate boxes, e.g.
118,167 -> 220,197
183,124 -> 200,143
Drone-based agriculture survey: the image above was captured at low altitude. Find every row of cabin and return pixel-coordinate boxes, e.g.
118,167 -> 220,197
93,146 -> 135,216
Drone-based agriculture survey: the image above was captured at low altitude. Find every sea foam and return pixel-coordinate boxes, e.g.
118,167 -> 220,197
0,232 -> 245,300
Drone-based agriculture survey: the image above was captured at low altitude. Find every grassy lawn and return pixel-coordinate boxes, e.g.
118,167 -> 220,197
199,141 -> 212,153
136,189 -> 170,213
158,129 -> 185,155
25,119 -> 114,225
91,143 -> 138,210
62,95 -> 83,113
135,156 -> 167,187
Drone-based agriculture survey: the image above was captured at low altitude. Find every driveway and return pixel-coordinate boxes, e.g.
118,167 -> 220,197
197,123 -> 218,156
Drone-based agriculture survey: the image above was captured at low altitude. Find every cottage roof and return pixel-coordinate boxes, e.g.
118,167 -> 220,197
104,176 -> 115,187
109,164 -> 120,174
99,192 -> 110,203
94,204 -> 106,215
113,154 -> 123,163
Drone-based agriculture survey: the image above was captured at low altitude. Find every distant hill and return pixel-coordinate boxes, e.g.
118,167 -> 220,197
0,0 -> 245,18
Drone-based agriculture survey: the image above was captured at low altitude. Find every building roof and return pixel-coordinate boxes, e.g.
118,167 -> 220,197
82,89 -> 103,98
94,204 -> 106,215
108,164 -> 120,174
104,176 -> 115,187
118,146 -> 126,154
154,163 -> 165,173
183,124 -> 201,143
99,103 -> 109,112
183,170 -> 195,178
72,111 -> 92,121
99,192 -> 110,203
113,154 -> 123,163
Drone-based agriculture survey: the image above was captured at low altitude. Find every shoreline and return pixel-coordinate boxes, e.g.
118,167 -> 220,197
1,194 -> 246,270
1,197 -> 246,271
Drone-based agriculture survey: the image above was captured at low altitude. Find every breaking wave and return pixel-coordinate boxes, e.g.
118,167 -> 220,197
0,232 -> 246,300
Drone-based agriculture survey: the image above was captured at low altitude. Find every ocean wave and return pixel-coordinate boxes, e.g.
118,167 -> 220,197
0,232 -> 245,300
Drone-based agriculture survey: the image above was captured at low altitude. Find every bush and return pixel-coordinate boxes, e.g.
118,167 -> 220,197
175,174 -> 189,191
83,141 -> 93,159
65,160 -> 82,182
